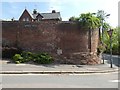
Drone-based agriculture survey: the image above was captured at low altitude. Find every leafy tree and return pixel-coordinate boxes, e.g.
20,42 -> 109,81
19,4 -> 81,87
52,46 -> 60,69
96,10 -> 110,41
97,10 -> 110,21
69,16 -> 79,21
69,13 -> 101,29
103,22 -> 111,31
102,27 -> 119,55
79,13 -> 101,29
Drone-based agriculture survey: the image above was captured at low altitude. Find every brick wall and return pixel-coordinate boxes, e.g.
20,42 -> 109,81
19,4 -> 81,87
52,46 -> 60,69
2,21 -> 18,46
2,21 -> 100,64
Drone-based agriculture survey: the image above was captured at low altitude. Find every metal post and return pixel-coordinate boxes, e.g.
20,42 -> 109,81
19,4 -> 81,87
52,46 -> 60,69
110,36 -> 113,68
102,19 -> 104,39
101,14 -> 110,64
107,29 -> 113,68
101,19 -> 105,64
102,53 -> 104,64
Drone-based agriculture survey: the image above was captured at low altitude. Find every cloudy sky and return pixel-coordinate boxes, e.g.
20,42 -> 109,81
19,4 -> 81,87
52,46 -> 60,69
1,0 -> 119,27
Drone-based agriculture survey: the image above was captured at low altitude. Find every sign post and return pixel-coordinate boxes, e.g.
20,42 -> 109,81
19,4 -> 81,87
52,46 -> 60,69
107,29 -> 113,68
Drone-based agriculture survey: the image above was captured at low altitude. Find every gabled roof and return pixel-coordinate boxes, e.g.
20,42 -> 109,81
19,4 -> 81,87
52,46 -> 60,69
19,9 -> 62,21
41,12 -> 61,20
36,13 -> 43,18
19,9 -> 32,20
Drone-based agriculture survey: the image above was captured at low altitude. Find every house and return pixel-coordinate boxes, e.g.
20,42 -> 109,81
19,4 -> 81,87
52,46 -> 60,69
19,9 -> 62,22
19,9 -> 33,22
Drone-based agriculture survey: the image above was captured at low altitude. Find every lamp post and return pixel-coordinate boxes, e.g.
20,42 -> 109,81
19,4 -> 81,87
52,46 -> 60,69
101,14 -> 110,64
107,29 -> 113,68
101,14 -> 110,38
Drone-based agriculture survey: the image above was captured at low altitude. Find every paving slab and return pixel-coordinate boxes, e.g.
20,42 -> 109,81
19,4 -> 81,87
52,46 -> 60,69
0,59 -> 119,74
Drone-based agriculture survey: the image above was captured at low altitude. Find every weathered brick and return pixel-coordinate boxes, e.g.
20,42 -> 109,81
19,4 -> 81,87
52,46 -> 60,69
2,21 -> 100,64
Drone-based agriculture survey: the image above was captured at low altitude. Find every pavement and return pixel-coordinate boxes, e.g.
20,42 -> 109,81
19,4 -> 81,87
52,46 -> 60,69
0,54 -> 119,74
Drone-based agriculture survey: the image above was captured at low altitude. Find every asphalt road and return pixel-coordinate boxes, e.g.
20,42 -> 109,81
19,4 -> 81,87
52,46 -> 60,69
1,72 -> 119,88
103,54 -> 120,67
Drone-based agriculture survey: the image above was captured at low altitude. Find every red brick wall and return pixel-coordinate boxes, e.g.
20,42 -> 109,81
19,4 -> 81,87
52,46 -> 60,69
56,23 -> 89,54
2,21 -> 99,64
2,21 -> 18,46
91,29 -> 99,53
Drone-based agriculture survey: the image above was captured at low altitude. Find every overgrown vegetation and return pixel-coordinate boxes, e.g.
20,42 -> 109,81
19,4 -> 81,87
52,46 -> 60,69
97,43 -> 106,55
69,12 -> 101,29
69,10 -> 119,55
13,51 -> 54,64
102,27 -> 120,55
13,54 -> 24,64
2,40 -> 54,64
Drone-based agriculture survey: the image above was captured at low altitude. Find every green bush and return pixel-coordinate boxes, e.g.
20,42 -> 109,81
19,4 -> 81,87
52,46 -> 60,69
33,53 -> 53,64
21,51 -> 33,62
13,54 -> 24,64
12,52 -> 53,64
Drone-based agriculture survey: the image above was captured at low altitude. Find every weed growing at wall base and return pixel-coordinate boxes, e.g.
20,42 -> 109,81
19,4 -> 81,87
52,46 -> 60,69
33,53 -> 53,64
13,54 -> 24,64
12,51 -> 54,64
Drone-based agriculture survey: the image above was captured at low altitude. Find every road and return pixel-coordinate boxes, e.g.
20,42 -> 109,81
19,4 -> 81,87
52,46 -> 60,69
1,72 -> 119,88
103,54 -> 120,67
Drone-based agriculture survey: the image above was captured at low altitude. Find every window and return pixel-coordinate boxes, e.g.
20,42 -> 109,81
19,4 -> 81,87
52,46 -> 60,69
22,18 -> 29,21
38,18 -> 41,21
23,18 -> 25,21
26,18 -> 29,21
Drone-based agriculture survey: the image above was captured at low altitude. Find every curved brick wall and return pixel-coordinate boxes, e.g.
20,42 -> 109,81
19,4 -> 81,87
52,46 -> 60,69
2,21 -> 100,65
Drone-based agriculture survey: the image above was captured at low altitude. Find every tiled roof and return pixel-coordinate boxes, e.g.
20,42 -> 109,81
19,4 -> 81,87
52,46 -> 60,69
32,13 -> 38,19
41,12 -> 61,20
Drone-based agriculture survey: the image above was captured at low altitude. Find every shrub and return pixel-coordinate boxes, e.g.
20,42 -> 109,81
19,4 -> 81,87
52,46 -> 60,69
33,53 -> 53,64
13,54 -> 24,64
12,52 -> 54,64
21,51 -> 33,62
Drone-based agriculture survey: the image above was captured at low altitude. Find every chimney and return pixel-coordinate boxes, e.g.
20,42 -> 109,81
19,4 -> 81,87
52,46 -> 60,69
33,9 -> 37,14
52,10 -> 56,13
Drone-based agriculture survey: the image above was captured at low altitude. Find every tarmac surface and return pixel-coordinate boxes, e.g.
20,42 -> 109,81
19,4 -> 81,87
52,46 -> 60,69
0,54 -> 119,74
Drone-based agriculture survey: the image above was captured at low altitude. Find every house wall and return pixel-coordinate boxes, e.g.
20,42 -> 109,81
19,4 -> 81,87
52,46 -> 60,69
2,21 -> 100,64
19,10 -> 33,22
